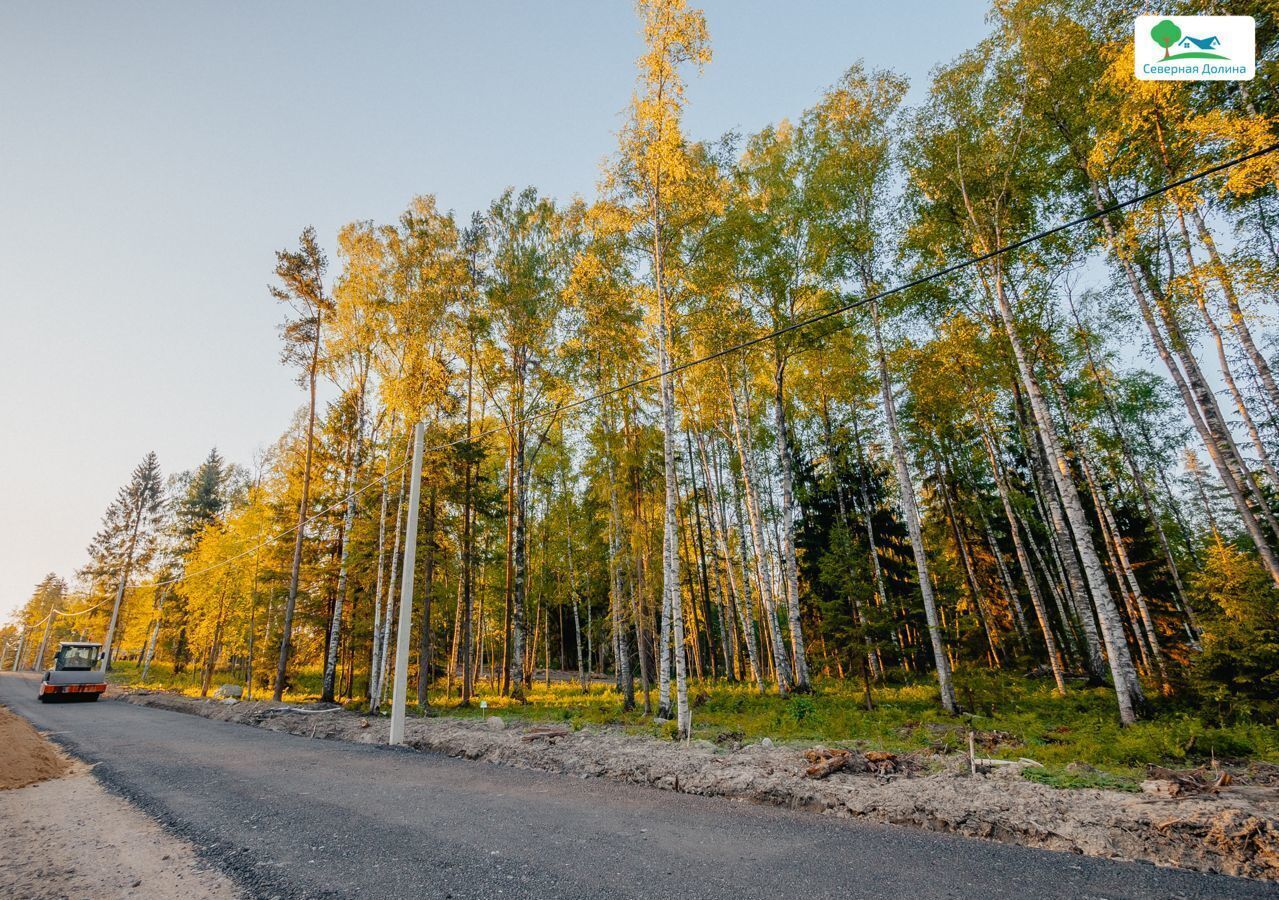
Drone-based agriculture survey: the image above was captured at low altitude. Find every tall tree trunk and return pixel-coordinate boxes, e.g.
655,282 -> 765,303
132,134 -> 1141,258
657,545 -> 673,715
697,430 -> 764,691
324,386 -> 365,704
1188,201 -> 1279,411
654,242 -> 689,734
1167,203 -> 1279,491
367,421 -> 394,707
988,266 -> 1143,724
1066,296 -> 1200,642
609,479 -> 636,710
140,586 -> 168,681
850,409 -> 891,679
870,302 -> 956,713
508,412 -> 529,701
938,459 -> 1001,667
463,349 -> 479,705
1046,374 -> 1172,693
1149,110 -> 1279,413
378,445 -> 409,708
686,429 -> 728,680
984,517 -> 1028,644
726,371 -> 793,695
274,325 -> 321,701
417,488 -> 437,707
981,430 -> 1066,693
502,432 -> 515,697
772,358 -> 811,690
1017,385 -> 1104,674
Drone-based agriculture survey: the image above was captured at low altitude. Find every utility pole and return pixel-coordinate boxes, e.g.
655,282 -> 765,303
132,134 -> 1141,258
13,627 -> 29,671
100,502 -> 145,672
389,422 -> 425,746
33,612 -> 56,673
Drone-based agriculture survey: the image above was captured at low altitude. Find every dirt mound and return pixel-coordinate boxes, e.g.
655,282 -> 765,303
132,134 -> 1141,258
0,704 -> 73,789
117,690 -> 1279,881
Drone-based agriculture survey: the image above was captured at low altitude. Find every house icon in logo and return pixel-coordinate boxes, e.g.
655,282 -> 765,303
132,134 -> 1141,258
1179,35 -> 1221,50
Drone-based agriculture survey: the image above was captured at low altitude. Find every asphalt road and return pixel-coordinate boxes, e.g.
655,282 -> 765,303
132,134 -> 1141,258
1,672 -> 1271,900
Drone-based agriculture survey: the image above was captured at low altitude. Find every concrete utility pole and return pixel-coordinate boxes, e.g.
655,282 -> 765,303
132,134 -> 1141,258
101,503 -> 145,672
33,612 -> 56,673
13,628 -> 29,671
389,421 -> 425,746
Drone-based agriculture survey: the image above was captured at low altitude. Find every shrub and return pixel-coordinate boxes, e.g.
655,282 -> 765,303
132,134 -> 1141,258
786,695 -> 818,723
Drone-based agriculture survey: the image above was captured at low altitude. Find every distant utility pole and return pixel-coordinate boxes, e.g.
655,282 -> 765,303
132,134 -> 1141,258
13,627 -> 29,671
33,612 -> 56,673
389,422 -> 425,746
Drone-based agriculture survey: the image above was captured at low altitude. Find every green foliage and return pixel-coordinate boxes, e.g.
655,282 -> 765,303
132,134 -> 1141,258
1150,19 -> 1182,53
785,695 -> 819,723
1022,767 -> 1142,793
1189,543 -> 1279,722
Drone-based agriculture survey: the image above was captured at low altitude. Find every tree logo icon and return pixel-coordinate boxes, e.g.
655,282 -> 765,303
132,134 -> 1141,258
1151,19 -> 1181,58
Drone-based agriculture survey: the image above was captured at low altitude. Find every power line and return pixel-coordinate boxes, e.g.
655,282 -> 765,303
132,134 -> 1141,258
22,598 -> 110,631
139,141 -> 1279,593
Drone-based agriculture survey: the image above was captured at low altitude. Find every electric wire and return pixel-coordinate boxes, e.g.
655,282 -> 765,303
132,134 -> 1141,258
23,597 -> 110,630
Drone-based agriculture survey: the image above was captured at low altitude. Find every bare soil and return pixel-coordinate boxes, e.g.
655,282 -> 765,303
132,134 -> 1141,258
0,703 -> 240,900
118,688 -> 1279,881
0,705 -> 72,790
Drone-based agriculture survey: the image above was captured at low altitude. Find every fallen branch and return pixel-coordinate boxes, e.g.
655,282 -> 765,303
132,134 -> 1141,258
261,706 -> 343,716
804,748 -> 852,779
523,726 -> 572,742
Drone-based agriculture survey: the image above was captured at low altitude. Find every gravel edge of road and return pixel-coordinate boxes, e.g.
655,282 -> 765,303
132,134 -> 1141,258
33,729 -> 324,900
113,688 -> 1279,883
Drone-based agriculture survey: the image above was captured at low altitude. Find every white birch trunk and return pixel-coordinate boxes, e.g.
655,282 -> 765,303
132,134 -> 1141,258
870,302 -> 957,713
989,269 -> 1142,724
772,364 -> 811,690
727,375 -> 793,695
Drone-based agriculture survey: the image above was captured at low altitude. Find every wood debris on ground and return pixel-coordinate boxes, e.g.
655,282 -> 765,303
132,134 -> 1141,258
1143,765 -> 1234,797
804,747 -> 853,778
523,726 -> 572,742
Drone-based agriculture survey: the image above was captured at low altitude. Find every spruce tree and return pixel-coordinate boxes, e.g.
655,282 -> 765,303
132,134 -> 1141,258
89,452 -> 164,670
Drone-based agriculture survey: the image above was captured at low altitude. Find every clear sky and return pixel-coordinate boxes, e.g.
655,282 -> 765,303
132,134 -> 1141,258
0,0 -> 991,621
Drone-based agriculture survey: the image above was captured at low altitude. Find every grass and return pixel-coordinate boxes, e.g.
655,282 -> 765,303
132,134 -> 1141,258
1022,767 -> 1143,793
108,661 -> 1279,783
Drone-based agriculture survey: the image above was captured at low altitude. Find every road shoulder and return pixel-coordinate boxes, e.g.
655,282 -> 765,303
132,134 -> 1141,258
0,704 -> 240,900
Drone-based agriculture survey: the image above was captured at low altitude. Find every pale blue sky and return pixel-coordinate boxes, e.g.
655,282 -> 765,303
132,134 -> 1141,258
0,1 -> 990,619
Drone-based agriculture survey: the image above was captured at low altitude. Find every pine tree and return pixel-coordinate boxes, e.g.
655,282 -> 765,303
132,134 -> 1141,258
270,227 -> 332,701
89,452 -> 164,670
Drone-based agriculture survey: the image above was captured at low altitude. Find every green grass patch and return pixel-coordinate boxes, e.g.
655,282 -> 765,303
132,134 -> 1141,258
1022,767 -> 1143,793
111,661 -> 1279,784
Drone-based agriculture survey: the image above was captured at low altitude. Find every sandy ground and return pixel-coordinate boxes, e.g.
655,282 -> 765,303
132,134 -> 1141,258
0,704 -> 73,790
0,704 -> 239,900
